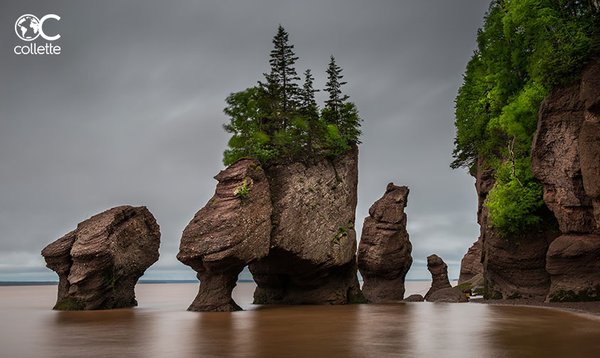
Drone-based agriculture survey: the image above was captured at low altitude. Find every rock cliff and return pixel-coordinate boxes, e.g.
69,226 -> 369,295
460,58 -> 600,302
457,238 -> 483,285
357,183 -> 412,303
473,158 -> 558,300
250,146 -> 363,304
41,206 -> 160,310
177,159 -> 272,311
532,58 -> 600,302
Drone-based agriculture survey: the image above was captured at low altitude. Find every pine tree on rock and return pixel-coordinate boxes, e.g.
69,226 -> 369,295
258,25 -> 301,131
223,26 -> 362,166
323,56 -> 361,147
323,55 -> 349,125
299,69 -> 323,156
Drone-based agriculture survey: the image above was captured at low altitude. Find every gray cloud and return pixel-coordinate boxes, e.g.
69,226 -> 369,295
0,0 -> 488,281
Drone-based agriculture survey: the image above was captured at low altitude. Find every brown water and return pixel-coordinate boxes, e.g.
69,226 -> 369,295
2,283 -> 600,358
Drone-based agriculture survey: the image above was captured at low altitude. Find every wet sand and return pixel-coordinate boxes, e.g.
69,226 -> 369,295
474,298 -> 600,316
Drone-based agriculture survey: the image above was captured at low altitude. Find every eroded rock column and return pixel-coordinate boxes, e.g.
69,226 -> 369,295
357,183 -> 412,303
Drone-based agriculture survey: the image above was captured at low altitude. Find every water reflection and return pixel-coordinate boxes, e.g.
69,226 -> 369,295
2,285 -> 600,358
47,309 -> 151,358
487,305 -> 600,358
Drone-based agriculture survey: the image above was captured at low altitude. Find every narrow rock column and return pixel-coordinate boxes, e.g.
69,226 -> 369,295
424,254 -> 452,300
358,183 -> 412,303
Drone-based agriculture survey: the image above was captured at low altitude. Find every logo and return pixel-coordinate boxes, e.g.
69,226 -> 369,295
14,14 -> 61,55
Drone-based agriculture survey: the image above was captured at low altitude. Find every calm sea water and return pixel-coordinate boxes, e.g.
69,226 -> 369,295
2,282 -> 600,358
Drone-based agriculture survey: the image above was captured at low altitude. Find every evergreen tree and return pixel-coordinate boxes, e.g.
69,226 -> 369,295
299,69 -> 322,155
322,56 -> 361,146
258,25 -> 301,130
222,26 -> 362,166
323,55 -> 349,125
452,0 -> 599,236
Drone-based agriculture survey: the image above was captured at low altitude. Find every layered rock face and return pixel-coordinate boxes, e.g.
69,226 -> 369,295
474,158 -> 558,300
357,184 -> 412,303
424,254 -> 451,300
41,206 -> 160,310
458,239 -> 483,285
250,147 -> 363,304
177,159 -> 272,311
532,58 -> 600,301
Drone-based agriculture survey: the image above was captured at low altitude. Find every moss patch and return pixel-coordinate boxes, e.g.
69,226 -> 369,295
54,297 -> 85,311
549,285 -> 600,302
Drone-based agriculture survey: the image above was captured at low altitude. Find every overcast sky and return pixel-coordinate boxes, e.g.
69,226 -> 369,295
0,0 -> 489,281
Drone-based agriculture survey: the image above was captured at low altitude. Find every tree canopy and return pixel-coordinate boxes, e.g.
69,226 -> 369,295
452,0 -> 599,236
223,26 -> 361,166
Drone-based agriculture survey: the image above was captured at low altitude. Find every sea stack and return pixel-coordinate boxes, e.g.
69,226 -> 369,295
357,183 -> 412,303
177,159 -> 272,311
179,148 -> 364,309
41,206 -> 160,310
250,146 -> 364,304
424,254 -> 452,301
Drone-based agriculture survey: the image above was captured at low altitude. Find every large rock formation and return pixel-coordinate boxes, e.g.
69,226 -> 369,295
41,206 -> 160,310
179,148 -> 364,308
357,183 -> 412,303
177,159 -> 272,311
472,157 -> 558,300
532,58 -> 600,302
458,238 -> 483,285
424,254 -> 452,300
250,147 -> 363,304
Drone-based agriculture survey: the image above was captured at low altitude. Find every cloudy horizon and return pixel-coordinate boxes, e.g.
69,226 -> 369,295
1,0 -> 490,281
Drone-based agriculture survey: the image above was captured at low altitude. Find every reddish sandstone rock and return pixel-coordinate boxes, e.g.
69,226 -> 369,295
427,287 -> 468,303
531,58 -> 600,301
42,206 -> 160,310
250,147 -> 363,304
177,159 -> 272,311
458,238 -> 483,285
474,157 -> 558,300
357,183 -> 412,303
546,235 -> 600,302
425,254 -> 452,300
403,294 -> 424,302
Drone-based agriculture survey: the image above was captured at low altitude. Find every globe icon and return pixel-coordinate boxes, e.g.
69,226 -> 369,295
15,14 -> 40,41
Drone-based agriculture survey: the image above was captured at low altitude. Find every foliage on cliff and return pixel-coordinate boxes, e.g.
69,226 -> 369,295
452,0 -> 599,235
223,26 -> 361,166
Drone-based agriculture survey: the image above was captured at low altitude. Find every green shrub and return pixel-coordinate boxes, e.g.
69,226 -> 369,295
452,0 -> 598,236
233,178 -> 252,199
